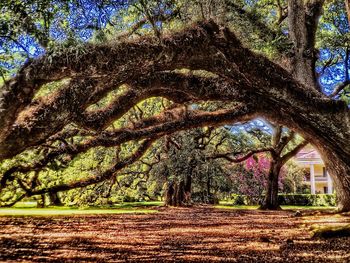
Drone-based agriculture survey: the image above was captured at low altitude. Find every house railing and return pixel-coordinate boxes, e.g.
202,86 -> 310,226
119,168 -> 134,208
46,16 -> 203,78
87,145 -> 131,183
305,176 -> 328,182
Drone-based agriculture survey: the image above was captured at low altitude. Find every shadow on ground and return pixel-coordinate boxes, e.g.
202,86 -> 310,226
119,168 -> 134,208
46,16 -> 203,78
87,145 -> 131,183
0,207 -> 349,262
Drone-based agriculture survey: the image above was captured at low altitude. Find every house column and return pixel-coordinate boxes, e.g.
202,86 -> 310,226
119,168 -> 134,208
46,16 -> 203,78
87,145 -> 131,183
327,171 -> 333,194
310,164 -> 316,194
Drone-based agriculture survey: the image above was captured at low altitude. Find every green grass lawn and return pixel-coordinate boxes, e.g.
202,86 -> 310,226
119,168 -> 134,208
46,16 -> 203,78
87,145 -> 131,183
0,201 -> 162,216
112,201 -> 163,209
0,201 -> 337,216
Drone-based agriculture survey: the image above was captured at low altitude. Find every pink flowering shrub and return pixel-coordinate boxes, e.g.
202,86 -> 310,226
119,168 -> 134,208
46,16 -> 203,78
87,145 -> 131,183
232,154 -> 285,197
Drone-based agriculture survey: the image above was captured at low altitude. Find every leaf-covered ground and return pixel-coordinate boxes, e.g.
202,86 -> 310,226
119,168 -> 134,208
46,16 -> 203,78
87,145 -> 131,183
0,207 -> 349,262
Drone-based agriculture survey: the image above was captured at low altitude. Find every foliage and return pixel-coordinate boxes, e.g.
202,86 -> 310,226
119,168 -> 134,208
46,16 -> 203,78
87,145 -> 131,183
148,128 -> 232,204
0,0 -> 129,81
229,194 -> 336,206
0,0 -> 349,210
278,194 -> 336,207
282,161 -> 309,194
231,194 -> 247,205
317,0 -> 350,101
229,154 -> 274,197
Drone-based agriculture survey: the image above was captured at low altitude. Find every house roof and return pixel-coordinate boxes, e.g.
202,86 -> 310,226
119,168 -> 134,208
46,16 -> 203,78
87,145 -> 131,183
295,147 -> 324,165
296,149 -> 322,159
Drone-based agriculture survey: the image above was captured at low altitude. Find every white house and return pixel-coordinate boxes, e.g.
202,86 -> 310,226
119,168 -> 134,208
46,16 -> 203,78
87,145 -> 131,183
295,146 -> 333,194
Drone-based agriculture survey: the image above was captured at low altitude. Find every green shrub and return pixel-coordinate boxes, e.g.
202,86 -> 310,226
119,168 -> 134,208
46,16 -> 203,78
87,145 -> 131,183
232,194 -> 247,205
121,195 -> 136,202
278,194 -> 335,206
247,196 -> 264,205
192,193 -> 220,204
230,194 -> 336,206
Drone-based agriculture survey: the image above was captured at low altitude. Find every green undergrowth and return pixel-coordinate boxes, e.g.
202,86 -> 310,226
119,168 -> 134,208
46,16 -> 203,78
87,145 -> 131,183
228,194 -> 336,206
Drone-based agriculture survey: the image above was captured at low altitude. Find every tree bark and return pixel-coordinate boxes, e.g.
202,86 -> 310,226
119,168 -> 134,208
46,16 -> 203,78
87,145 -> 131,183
207,173 -> 211,197
174,180 -> 185,206
288,0 -> 324,90
164,176 -> 192,207
48,192 -> 63,206
286,0 -> 350,211
165,182 -> 175,206
345,0 -> 350,25
260,160 -> 282,210
184,173 -> 192,204
319,146 -> 350,212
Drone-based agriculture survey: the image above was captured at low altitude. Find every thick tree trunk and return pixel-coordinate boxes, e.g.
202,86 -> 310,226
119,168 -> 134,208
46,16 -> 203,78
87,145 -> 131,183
345,0 -> 350,25
319,146 -> 350,212
288,0 -> 323,91
285,0 -> 350,211
48,192 -> 63,206
184,173 -> 192,204
164,175 -> 192,207
174,180 -> 185,206
260,161 -> 282,210
207,173 -> 211,197
165,182 -> 175,206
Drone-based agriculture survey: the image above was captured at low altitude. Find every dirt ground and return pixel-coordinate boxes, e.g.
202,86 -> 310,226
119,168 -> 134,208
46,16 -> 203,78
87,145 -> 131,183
0,207 -> 349,262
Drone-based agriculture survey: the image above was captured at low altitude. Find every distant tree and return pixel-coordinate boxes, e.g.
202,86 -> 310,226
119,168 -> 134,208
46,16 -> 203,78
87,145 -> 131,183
211,121 -> 307,209
150,128 -> 230,206
282,162 -> 309,194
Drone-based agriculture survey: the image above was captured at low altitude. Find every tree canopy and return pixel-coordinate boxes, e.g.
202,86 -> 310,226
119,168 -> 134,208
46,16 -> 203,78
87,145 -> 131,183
1,0 -> 350,210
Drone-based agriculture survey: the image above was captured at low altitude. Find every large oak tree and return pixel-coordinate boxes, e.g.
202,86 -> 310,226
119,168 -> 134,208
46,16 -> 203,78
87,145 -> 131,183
1,0 -> 350,210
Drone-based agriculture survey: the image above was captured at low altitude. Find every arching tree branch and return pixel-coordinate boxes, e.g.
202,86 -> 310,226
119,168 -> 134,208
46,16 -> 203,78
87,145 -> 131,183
281,140 -> 309,165
0,138 -> 157,206
209,147 -> 274,163
0,103 -> 257,188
